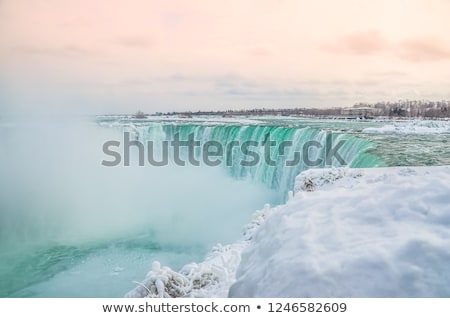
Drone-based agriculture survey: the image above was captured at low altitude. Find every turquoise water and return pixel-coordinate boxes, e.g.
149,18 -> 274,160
359,134 -> 450,166
0,116 -> 449,297
141,123 -> 383,195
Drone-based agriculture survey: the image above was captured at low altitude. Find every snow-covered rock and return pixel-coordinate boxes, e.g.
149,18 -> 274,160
126,204 -> 275,297
128,166 -> 450,298
229,166 -> 450,297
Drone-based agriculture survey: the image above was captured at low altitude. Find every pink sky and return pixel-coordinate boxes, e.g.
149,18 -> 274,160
1,0 -> 450,114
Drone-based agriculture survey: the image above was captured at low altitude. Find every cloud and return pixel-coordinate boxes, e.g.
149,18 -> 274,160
322,31 -> 450,63
159,10 -> 188,29
321,30 -> 389,55
213,74 -> 260,89
398,37 -> 450,62
115,36 -> 155,48
248,47 -> 272,57
367,70 -> 409,78
10,45 -> 100,58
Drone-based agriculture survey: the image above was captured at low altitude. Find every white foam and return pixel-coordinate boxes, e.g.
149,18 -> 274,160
363,120 -> 450,134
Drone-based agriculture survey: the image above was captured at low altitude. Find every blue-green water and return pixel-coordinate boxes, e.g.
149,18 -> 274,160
0,116 -> 449,297
139,123 -> 383,195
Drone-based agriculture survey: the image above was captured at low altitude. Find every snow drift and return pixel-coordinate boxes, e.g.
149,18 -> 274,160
230,166 -> 450,297
128,166 -> 450,298
125,204 -> 274,298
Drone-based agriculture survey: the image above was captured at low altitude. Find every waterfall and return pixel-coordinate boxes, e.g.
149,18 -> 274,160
130,123 -> 384,196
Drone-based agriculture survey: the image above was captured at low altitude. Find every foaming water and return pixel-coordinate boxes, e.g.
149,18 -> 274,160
0,117 -> 279,297
125,123 -> 384,196
358,134 -> 450,166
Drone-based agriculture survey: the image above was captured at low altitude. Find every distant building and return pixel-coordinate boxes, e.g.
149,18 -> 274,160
341,107 -> 375,118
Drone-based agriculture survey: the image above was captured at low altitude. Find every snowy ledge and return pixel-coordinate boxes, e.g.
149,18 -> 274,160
127,166 -> 450,298
362,120 -> 450,134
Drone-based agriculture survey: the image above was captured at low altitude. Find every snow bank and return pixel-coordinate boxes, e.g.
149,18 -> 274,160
363,120 -> 450,134
128,166 -> 450,298
126,204 -> 274,298
230,166 -> 450,297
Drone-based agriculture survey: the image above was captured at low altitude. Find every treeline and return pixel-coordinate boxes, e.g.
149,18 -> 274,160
154,107 -> 342,118
148,100 -> 450,119
352,100 -> 450,118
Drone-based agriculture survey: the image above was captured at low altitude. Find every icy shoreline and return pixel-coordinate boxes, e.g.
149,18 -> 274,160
127,166 -> 450,298
362,120 -> 450,134
125,202 -> 275,298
